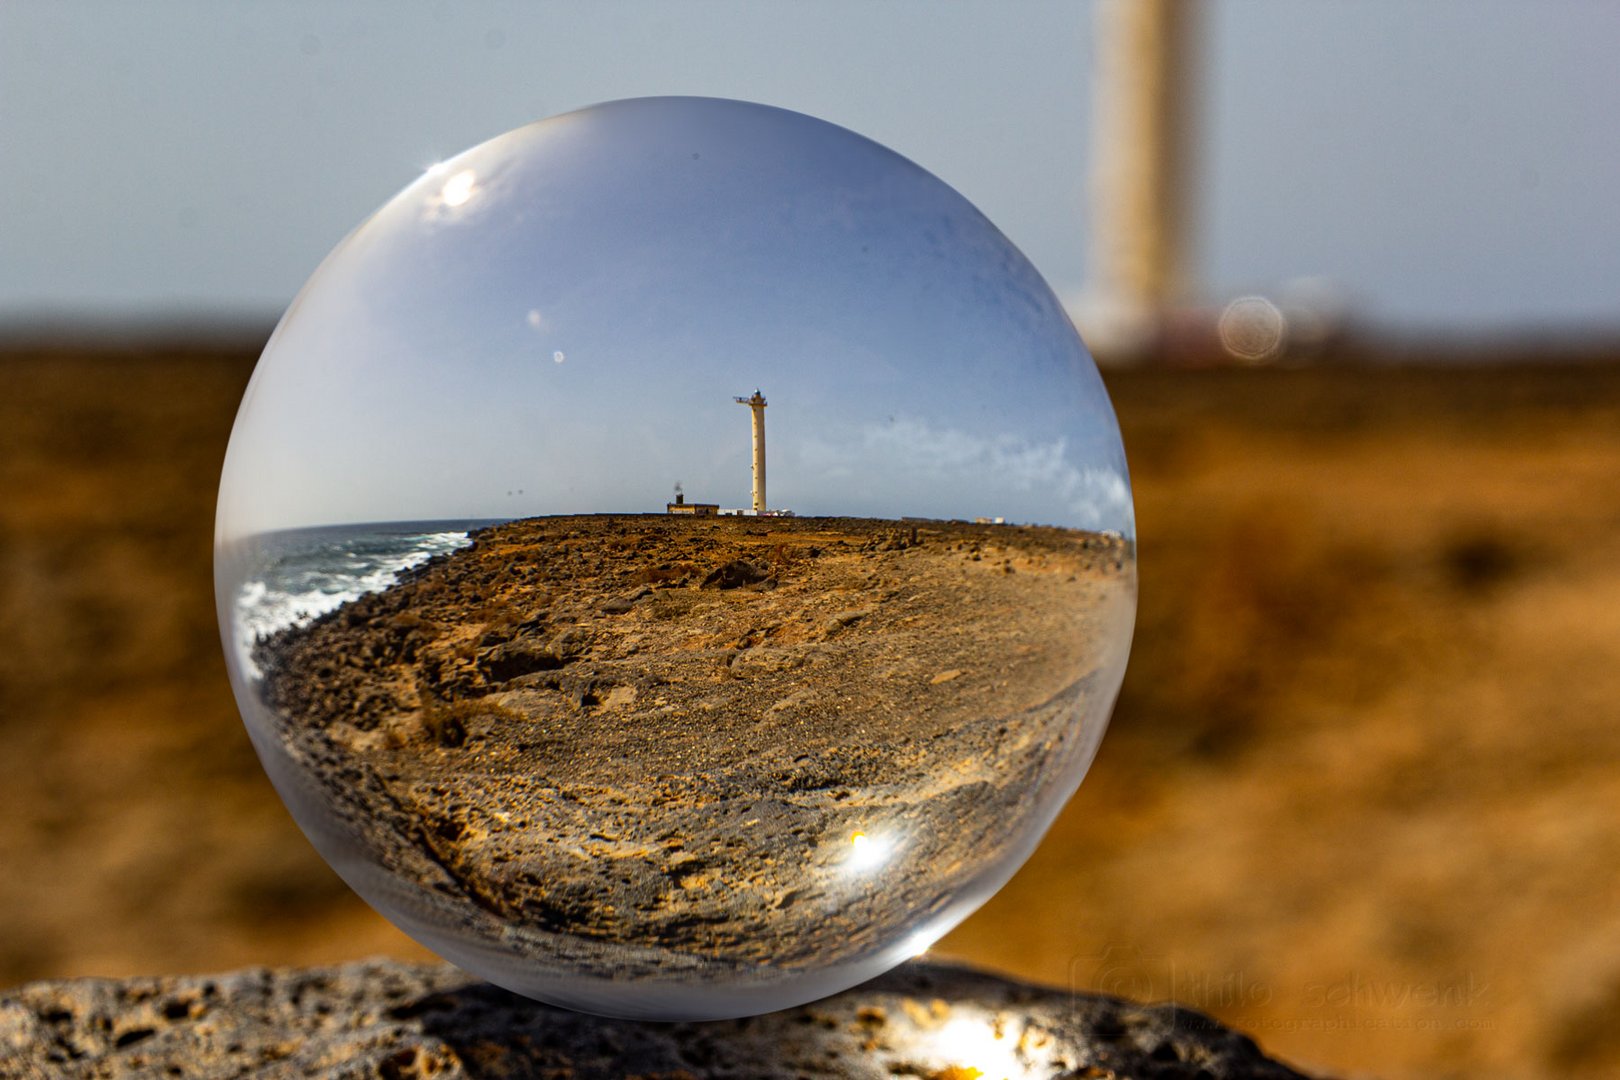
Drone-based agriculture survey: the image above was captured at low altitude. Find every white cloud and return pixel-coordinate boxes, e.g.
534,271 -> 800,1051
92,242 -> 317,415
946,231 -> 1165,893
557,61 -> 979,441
800,415 -> 1133,534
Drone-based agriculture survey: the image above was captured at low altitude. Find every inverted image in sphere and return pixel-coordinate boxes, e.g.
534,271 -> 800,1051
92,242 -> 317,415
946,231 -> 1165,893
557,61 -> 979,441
215,96 -> 1136,1019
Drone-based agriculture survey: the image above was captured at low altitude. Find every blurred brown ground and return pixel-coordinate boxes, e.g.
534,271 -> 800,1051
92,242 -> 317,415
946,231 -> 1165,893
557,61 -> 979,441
1,341 -> 1617,1080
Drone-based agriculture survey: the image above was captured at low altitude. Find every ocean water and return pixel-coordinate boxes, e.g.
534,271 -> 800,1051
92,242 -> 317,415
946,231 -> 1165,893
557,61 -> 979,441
224,520 -> 498,679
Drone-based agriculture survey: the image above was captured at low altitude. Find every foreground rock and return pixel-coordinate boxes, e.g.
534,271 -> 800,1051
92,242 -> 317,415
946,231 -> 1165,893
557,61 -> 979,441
0,958 -> 1320,1079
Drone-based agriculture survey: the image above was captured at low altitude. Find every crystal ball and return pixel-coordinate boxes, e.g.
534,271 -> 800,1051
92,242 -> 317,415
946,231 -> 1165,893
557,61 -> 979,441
215,96 -> 1135,1020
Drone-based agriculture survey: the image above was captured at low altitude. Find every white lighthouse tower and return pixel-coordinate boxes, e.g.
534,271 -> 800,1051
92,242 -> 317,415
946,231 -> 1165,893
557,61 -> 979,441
1081,0 -> 1199,362
734,390 -> 767,513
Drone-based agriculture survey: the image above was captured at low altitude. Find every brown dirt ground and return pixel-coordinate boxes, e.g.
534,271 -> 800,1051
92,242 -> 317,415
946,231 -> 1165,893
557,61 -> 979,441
2,341 -> 1618,1079
248,514 -> 1126,974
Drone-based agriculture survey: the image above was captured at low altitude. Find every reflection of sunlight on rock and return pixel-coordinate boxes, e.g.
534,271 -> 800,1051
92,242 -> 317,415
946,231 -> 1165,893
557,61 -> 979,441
924,1011 -> 1045,1080
901,925 -> 945,959
441,169 -> 478,208
846,829 -> 893,873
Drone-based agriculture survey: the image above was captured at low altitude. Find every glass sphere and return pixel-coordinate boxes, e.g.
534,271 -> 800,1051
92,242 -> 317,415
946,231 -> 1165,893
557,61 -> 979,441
215,96 -> 1135,1020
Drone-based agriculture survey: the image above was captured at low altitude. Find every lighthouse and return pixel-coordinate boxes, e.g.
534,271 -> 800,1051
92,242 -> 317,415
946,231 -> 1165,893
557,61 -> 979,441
1082,0 -> 1198,361
734,390 -> 767,513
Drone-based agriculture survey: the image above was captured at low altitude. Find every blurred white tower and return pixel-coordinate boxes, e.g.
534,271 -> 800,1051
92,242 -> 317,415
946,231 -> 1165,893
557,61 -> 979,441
1082,0 -> 1198,361
734,390 -> 767,512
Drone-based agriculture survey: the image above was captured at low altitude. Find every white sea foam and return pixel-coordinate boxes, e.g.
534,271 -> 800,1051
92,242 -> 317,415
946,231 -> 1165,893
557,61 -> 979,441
232,529 -> 471,679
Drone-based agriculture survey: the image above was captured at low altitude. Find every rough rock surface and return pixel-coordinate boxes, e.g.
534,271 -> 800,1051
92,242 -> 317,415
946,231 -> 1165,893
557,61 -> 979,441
245,516 -> 1133,978
0,958 -> 1321,1079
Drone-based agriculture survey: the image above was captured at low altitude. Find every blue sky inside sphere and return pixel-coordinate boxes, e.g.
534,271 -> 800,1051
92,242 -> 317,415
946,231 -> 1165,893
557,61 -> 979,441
215,98 -> 1132,540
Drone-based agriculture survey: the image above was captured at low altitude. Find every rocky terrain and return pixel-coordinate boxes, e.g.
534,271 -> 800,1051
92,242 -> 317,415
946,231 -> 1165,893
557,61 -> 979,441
7,342 -> 1620,1077
251,515 -> 1132,975
0,957 -> 1317,1079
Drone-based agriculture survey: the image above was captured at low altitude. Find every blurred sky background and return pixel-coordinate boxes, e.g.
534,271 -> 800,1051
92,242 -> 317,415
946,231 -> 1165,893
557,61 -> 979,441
3,0 -> 1618,337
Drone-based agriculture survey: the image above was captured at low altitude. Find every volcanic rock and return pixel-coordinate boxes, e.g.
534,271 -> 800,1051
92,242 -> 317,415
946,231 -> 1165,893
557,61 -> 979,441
0,958 -> 1323,1079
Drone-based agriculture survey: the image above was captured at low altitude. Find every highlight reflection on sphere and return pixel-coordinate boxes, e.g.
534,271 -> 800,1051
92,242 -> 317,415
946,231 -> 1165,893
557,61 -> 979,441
215,97 -> 1135,1020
